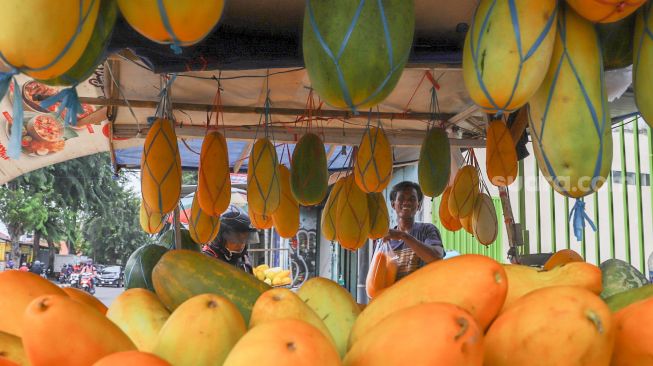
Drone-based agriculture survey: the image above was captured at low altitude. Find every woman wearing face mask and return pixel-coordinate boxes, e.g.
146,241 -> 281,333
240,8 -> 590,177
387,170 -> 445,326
202,209 -> 258,274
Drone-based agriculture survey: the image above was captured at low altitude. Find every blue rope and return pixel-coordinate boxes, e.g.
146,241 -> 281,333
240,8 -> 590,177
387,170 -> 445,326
156,0 -> 183,55
40,87 -> 83,127
470,0 -> 557,114
569,199 -> 596,242
0,0 -> 97,159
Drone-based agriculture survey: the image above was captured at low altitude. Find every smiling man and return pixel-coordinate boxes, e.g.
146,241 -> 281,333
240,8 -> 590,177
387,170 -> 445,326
383,181 -> 445,279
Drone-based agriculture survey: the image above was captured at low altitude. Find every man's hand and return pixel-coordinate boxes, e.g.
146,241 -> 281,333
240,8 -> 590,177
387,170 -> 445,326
383,229 -> 406,242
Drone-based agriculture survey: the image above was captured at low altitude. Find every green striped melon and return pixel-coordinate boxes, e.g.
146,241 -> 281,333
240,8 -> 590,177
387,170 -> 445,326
290,133 -> 328,206
599,258 -> 648,299
42,0 -> 118,86
124,244 -> 168,292
152,250 -> 270,322
605,284 -> 653,312
418,128 -> 450,198
634,2 -> 653,128
463,0 -> 557,113
528,5 -> 612,198
303,0 -> 414,110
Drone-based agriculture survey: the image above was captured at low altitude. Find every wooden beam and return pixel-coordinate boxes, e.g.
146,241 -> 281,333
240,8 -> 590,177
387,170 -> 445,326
77,107 -> 108,127
448,104 -> 481,126
112,124 -> 486,148
77,97 -> 456,121
233,142 -> 252,173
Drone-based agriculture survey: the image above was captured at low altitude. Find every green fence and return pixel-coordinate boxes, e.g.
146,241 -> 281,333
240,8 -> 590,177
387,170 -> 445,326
431,195 -> 504,262
516,116 -> 653,274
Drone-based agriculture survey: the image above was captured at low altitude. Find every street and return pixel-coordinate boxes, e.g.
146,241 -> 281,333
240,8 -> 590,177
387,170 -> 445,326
93,285 -> 124,307
55,281 -> 124,308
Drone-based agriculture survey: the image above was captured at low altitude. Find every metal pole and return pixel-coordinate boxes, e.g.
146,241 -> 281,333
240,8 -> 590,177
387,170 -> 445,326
608,171 -> 616,259
594,193 -> 600,265
620,123 -> 632,264
534,159 -> 541,253
564,197 -> 570,250
173,206 -> 182,250
634,117 -> 645,272
550,186 -> 557,253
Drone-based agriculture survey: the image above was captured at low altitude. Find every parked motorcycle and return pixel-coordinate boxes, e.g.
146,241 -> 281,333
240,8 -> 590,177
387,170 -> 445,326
68,273 -> 80,289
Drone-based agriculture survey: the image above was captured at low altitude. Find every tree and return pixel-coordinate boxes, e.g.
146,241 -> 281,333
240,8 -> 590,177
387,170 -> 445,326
0,153 -> 154,267
0,182 -> 48,263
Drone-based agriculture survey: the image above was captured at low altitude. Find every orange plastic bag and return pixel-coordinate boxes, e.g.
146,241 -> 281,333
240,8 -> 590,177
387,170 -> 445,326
366,241 -> 398,299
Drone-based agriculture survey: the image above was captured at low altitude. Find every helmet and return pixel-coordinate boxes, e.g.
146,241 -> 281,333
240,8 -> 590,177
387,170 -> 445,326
220,209 -> 257,233
21,263 -> 26,266
34,260 -> 41,265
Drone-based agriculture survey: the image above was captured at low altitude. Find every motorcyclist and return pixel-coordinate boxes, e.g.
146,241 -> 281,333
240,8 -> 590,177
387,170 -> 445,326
29,261 -> 43,276
79,260 -> 97,289
19,263 -> 28,271
202,208 -> 257,274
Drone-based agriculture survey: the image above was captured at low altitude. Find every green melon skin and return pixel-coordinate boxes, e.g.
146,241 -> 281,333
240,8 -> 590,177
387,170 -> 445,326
152,250 -> 270,323
605,284 -> 653,312
41,0 -> 118,86
418,128 -> 451,198
303,0 -> 415,110
291,133 -> 328,206
124,244 -> 168,292
158,228 -> 201,252
599,258 -> 649,299
597,13 -> 635,71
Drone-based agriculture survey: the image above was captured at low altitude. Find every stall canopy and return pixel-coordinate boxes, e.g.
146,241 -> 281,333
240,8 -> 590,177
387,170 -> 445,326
0,0 -> 639,184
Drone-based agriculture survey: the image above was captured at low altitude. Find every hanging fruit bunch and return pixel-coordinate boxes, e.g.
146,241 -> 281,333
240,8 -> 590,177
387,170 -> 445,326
354,123 -> 393,193
486,119 -> 518,187
291,92 -> 329,206
463,0 -> 558,114
303,0 -> 415,111
140,118 -> 182,217
272,164 -> 300,239
117,0 -> 225,53
247,136 -> 281,218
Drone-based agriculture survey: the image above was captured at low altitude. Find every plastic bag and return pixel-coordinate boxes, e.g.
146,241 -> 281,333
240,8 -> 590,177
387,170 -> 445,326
366,240 -> 398,299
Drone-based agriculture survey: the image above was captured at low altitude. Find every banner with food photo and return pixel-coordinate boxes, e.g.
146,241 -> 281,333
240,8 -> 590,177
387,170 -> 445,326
0,74 -> 111,184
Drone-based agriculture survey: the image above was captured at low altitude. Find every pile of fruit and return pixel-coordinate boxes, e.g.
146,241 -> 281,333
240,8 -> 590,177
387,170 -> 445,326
2,249 -> 653,365
253,264 -> 292,287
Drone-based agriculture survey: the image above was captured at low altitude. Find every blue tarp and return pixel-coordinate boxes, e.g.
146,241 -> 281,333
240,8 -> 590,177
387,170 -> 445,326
115,139 -> 354,172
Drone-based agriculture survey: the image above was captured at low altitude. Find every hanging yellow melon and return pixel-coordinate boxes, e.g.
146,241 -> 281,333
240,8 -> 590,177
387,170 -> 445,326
486,120 -> 518,187
463,0 -> 557,113
197,131 -> 231,216
272,165 -> 300,239
472,193 -> 498,245
117,0 -> 225,47
0,0 -> 100,80
367,192 -> 389,240
529,5 -> 612,198
249,206 -> 273,230
336,175 -> 370,250
189,193 -> 220,245
448,165 -> 480,219
354,127 -> 393,193
247,137 -> 280,217
139,201 -> 165,234
439,187 -> 462,232
141,118 -> 181,215
460,215 -> 474,235
634,2 -> 653,129
566,0 -> 645,23
321,178 -> 346,242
